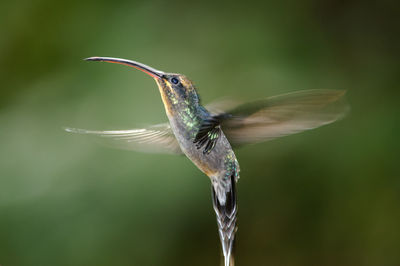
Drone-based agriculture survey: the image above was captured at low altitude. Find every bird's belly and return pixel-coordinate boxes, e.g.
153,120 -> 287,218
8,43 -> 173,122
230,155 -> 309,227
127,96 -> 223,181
167,116 -> 238,178
177,132 -> 234,177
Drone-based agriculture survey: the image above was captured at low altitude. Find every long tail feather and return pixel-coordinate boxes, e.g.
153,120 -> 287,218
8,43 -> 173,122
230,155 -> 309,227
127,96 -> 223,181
211,173 -> 238,266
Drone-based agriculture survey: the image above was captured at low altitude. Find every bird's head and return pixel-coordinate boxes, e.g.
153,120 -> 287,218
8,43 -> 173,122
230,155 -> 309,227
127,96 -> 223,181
85,57 -> 200,116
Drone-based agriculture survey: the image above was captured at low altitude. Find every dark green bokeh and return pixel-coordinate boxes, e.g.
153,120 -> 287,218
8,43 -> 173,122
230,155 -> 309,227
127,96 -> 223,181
0,0 -> 398,265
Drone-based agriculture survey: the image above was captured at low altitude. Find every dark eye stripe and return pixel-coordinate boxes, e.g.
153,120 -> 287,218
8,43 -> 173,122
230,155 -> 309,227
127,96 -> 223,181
171,77 -> 179,84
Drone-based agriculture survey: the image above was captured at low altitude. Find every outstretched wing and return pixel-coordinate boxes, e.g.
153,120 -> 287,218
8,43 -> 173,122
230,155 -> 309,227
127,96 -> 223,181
65,123 -> 182,154
210,90 -> 349,147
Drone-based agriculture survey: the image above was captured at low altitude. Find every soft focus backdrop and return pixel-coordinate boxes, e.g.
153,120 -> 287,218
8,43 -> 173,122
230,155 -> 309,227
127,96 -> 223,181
0,0 -> 398,265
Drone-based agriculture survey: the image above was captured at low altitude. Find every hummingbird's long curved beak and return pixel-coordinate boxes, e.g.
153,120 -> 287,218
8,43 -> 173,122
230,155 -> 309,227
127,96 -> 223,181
85,57 -> 164,79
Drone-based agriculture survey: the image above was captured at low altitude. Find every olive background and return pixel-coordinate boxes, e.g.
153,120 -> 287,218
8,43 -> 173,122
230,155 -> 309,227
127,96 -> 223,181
0,0 -> 399,265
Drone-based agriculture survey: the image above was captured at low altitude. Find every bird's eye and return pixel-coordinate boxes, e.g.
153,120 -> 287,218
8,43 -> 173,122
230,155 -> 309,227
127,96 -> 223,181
171,77 -> 179,85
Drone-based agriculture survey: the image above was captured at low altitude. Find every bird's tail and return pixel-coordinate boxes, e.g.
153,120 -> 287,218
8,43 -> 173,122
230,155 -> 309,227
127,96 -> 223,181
211,173 -> 238,266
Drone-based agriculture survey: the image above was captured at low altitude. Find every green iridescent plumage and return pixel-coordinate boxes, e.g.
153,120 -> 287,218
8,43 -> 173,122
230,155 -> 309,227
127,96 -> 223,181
66,57 -> 349,266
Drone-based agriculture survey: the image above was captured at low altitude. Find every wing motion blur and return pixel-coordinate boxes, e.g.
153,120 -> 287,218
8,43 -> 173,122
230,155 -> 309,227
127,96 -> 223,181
210,90 -> 349,147
65,123 -> 182,154
66,90 -> 348,154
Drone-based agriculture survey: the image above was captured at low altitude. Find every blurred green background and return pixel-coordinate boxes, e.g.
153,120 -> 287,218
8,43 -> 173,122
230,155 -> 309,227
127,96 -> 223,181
0,0 -> 398,265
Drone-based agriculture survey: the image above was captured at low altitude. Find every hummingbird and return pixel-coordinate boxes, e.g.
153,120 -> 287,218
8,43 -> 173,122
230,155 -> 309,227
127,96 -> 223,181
66,57 -> 349,266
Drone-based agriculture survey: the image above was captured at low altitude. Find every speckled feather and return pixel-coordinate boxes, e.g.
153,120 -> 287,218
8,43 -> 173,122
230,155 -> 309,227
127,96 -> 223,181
67,57 -> 349,266
154,74 -> 239,266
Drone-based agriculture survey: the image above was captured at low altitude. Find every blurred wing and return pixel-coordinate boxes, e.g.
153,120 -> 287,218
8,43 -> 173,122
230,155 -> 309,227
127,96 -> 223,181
217,90 -> 349,147
65,123 -> 182,154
